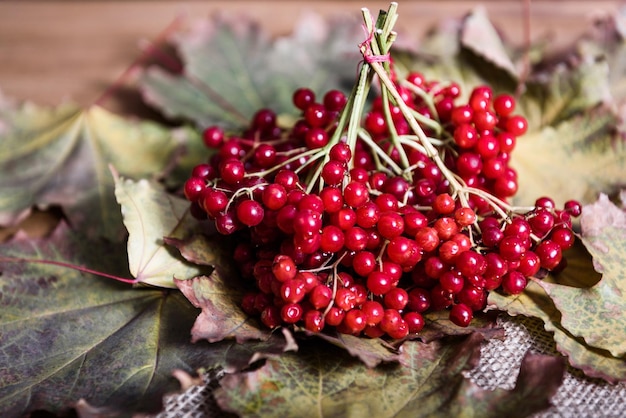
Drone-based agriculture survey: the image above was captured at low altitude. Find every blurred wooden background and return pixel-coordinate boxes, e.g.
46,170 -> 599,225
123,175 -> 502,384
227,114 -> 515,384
0,1 -> 623,106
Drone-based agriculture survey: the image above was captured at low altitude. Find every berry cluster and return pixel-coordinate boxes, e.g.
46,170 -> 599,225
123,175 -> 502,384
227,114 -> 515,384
183,68 -> 580,339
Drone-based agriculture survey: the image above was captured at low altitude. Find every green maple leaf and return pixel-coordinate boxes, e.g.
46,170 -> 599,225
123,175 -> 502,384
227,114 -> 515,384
139,13 -> 362,129
537,194 -> 626,358
488,193 -> 626,382
0,103 -> 188,241
0,223 -> 211,415
0,223 -> 301,416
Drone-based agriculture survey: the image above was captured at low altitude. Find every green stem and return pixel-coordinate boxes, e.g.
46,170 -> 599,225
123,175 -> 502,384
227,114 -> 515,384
357,129 -> 404,175
366,60 -> 470,208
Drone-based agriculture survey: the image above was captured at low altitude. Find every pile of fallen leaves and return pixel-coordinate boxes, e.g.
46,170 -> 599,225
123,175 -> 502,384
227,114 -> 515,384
1,6 -> 625,417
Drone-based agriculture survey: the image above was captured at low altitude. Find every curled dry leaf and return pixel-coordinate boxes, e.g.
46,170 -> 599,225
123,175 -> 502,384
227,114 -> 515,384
461,6 -> 519,79
73,399 -> 121,418
420,310 -> 504,343
309,332 -> 400,368
214,333 -> 563,418
0,103 -> 184,241
113,174 -> 211,288
175,275 -> 270,343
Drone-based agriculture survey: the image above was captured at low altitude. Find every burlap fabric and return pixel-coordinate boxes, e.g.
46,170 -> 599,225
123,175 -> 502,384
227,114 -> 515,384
155,315 -> 626,417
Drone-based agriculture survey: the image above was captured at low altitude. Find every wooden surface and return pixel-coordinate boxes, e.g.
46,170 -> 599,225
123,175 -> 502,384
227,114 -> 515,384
0,1 -> 622,106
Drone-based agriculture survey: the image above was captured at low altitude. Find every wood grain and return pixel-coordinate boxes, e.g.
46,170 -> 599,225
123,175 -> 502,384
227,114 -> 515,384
0,1 -> 621,106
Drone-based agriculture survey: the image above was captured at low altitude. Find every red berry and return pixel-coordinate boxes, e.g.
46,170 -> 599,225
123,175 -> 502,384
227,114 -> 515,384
183,177 -> 206,202
377,212 -> 405,239
324,307 -> 345,326
320,225 -> 345,253
502,271 -> 527,295
280,279 -> 306,303
493,94 -> 515,116
329,142 -> 352,162
384,287 -> 409,310
453,124 -> 478,148
309,284 -> 333,310
202,126 -> 225,148
449,303 -> 473,327
366,271 -> 393,295
281,303 -> 303,324
235,199 -> 264,226
293,88 -> 315,110
262,184 -> 288,211
323,90 -> 347,112
344,181 -> 369,208
535,239 -> 563,270
433,193 -> 456,214
272,255 -> 297,282
304,310 -> 325,333
220,159 -> 246,185
404,312 -> 425,333
550,226 -> 575,250
342,309 -> 368,334
505,115 -> 528,136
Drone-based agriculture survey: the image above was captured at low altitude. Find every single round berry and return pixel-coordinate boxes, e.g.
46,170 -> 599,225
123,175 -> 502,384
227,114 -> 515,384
304,103 -> 328,128
564,200 -> 582,217
344,181 -> 369,208
440,271 -> 464,294
320,225 -> 345,253
220,159 -> 246,185
550,226 -> 575,250
202,126 -> 225,148
453,124 -> 478,148
183,177 -> 206,202
455,207 -> 477,227
329,142 -> 352,162
404,312 -> 425,333
535,239 -> 563,270
366,271 -> 393,295
505,115 -> 528,136
361,300 -> 385,326
236,199 -> 264,226
280,279 -> 306,303
272,254 -> 297,282
493,94 -> 516,116
321,160 -> 346,185
304,310 -> 325,333
352,251 -> 377,277
499,236 -> 526,261
293,88 -> 315,110
449,303 -> 473,327
281,303 -> 303,324
323,89 -> 348,112
305,128 -> 329,149
383,287 -> 409,310
501,271 -> 527,295
377,211 -> 405,239
309,284 -> 333,310
433,193 -> 456,215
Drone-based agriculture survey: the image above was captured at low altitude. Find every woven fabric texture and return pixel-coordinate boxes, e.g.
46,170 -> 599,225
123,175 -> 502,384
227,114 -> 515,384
155,315 -> 626,417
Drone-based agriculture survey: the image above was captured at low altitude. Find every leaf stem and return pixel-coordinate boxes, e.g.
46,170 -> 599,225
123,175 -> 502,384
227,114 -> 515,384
0,256 -> 138,284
